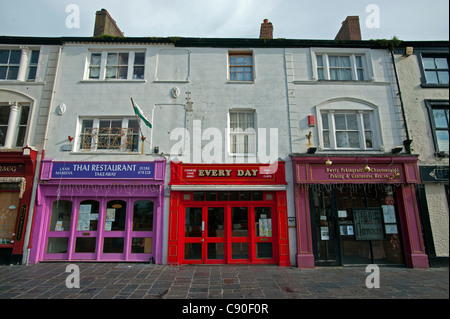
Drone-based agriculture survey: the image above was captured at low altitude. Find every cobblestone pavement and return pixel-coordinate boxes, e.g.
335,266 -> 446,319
0,263 -> 448,299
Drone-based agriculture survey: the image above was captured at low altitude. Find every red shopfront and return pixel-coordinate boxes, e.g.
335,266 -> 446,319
0,148 -> 38,264
292,155 -> 429,269
168,161 -> 290,266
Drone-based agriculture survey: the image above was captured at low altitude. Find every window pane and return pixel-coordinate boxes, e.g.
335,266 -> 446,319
75,237 -> 96,253
436,131 -> 449,152
363,113 -> 371,129
425,71 -> 438,84
131,237 -> 152,253
46,238 -> 68,254
357,69 -> 364,81
89,67 -> 100,79
134,53 -> 145,65
423,57 -> 436,69
231,207 -> 248,237
107,53 -> 117,65
435,58 -> 448,69
329,56 -> 338,67
105,67 -> 116,79
27,66 -> 37,80
207,207 -> 224,237
0,50 -> 9,64
336,132 -> 349,148
9,50 -> 21,64
185,243 -> 202,260
256,242 -> 273,259
318,68 -> 324,80
316,55 -> 323,67
255,207 -> 272,237
78,200 -> 99,231
15,127 -> 26,147
185,207 -> 202,237
433,109 -> 449,128
49,200 -> 72,231
341,69 -> 352,80
335,114 -> 346,130
30,50 -> 40,64
105,200 -> 127,231
118,53 -> 129,65
103,238 -> 124,253
0,66 -> 7,79
365,131 -> 373,148
7,66 -> 19,80
133,200 -> 153,231
323,131 -> 330,148
348,132 -> 360,148
90,53 -> 101,65
232,243 -> 248,259
346,114 -> 358,130
340,56 -> 351,67
133,66 -> 144,79
321,113 -> 329,129
355,56 -> 363,68
438,71 -> 449,84
118,66 -> 128,79
19,105 -> 29,125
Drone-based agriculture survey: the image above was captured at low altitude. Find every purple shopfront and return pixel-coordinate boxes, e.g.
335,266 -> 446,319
292,155 -> 429,269
28,158 -> 166,264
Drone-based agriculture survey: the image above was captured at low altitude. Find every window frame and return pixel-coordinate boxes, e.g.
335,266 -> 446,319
420,53 -> 449,88
311,48 -> 373,82
0,103 -> 31,148
86,50 -> 146,81
228,109 -> 257,156
425,99 -> 449,157
77,117 -> 140,153
228,51 -> 254,82
0,49 -> 21,81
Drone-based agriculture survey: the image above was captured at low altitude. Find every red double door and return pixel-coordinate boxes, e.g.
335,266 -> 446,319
183,203 -> 277,264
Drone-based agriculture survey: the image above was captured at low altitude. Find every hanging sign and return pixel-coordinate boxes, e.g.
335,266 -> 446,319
51,162 -> 155,179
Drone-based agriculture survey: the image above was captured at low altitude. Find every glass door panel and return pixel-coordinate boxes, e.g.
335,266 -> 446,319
73,200 -> 99,258
131,200 -> 154,260
230,207 -> 250,261
254,207 -> 274,260
184,207 -> 203,262
44,200 -> 73,260
102,200 -> 127,257
205,207 -> 225,262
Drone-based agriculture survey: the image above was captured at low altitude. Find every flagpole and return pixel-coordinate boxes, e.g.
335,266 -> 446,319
131,98 -> 146,154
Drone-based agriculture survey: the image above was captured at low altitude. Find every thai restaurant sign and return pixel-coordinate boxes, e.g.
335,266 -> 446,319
51,162 -> 155,179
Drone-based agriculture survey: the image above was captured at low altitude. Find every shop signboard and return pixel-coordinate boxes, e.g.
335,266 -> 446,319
51,162 -> 155,179
353,208 -> 384,241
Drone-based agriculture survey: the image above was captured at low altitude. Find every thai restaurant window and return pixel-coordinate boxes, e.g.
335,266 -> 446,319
78,118 -> 140,152
321,110 -> 375,150
229,110 -> 256,155
87,51 -> 145,80
229,52 -> 253,82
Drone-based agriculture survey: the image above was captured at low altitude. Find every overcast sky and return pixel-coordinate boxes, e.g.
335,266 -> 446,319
0,0 -> 448,41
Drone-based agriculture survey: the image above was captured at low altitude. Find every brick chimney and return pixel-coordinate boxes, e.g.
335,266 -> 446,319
260,19 -> 273,39
93,9 -> 124,37
334,16 -> 361,40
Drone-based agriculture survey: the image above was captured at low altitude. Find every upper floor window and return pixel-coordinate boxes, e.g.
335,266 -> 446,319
27,50 -> 40,81
316,54 -> 366,81
0,103 -> 30,148
422,55 -> 449,86
321,110 -> 375,150
0,50 -> 21,80
87,51 -> 145,80
229,110 -> 256,154
229,52 -> 253,82
425,100 -> 449,156
78,118 -> 140,152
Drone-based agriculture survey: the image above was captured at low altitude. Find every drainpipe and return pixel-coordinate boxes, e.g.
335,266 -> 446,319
390,49 -> 413,154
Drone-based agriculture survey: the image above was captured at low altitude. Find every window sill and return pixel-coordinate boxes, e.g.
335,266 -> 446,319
0,80 -> 45,85
70,151 -> 141,155
293,80 -> 389,86
421,83 -> 449,88
79,79 -> 146,83
227,80 -> 255,84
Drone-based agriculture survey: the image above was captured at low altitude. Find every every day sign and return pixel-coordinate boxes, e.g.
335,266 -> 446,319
51,162 -> 155,179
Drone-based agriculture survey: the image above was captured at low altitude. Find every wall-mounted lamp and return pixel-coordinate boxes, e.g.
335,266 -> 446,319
391,146 -> 403,154
364,164 -> 372,173
404,46 -> 413,57
306,131 -> 312,147
307,146 -> 317,154
325,157 -> 332,166
154,146 -> 159,154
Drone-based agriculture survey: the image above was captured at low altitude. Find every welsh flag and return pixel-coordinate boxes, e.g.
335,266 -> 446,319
131,99 -> 152,128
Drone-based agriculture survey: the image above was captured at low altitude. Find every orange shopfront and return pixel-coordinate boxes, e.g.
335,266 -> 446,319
167,161 -> 290,266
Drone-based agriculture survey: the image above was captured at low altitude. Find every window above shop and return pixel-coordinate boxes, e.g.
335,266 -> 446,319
420,54 -> 449,87
0,48 -> 40,82
425,100 -> 449,157
86,50 -> 145,81
229,110 -> 256,155
0,103 -> 30,148
77,117 -> 140,152
228,51 -> 254,82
